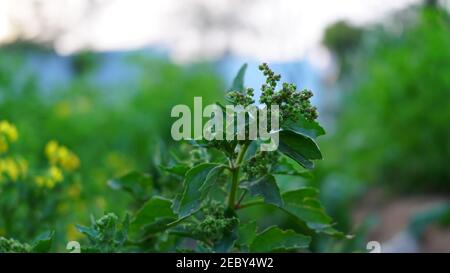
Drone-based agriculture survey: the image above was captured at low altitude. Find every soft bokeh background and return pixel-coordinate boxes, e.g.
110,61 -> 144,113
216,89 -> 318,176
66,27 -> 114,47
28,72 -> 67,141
0,0 -> 449,252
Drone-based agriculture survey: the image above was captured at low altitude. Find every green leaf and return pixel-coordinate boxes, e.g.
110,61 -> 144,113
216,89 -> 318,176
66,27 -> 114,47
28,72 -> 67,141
272,155 -> 313,178
279,188 -> 343,237
130,196 -> 177,237
115,213 -> 130,244
282,187 -> 320,201
237,221 -> 257,249
31,230 -> 54,253
280,130 -> 322,160
75,225 -> 98,242
108,171 -> 152,200
283,116 -> 326,139
249,226 -> 310,252
160,163 -> 190,177
278,141 -> 314,169
177,163 -> 225,217
279,129 -> 322,169
240,175 -> 283,207
199,164 -> 227,193
214,229 -> 238,253
240,187 -> 344,237
243,140 -> 259,161
228,63 -> 247,92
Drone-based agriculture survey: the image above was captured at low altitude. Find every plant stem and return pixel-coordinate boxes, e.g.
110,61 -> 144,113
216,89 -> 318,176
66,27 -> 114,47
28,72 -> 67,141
237,200 -> 264,210
235,191 -> 247,209
227,142 -> 249,209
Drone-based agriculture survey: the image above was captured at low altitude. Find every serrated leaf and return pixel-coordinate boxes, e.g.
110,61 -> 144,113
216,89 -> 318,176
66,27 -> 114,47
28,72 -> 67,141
249,226 -> 310,252
228,63 -> 247,93
177,163 -> 225,217
279,129 -> 322,169
31,230 -> 54,253
240,175 -> 283,207
130,196 -> 177,237
107,171 -> 152,200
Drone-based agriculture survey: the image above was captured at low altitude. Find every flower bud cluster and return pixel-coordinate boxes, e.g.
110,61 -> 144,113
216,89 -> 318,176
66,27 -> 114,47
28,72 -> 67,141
258,63 -> 318,122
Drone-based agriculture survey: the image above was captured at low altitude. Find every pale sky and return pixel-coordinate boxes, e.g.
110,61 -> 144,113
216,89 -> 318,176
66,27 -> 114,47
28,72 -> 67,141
0,0 -> 422,63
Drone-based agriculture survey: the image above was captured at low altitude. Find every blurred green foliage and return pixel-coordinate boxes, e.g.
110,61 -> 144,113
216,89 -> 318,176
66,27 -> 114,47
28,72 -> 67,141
0,44 -> 223,246
322,6 -> 450,195
1,2 -> 450,252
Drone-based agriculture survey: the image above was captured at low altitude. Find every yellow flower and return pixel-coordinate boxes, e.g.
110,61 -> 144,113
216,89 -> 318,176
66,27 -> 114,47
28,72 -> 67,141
35,165 -> 68,189
0,121 -> 18,153
2,158 -> 20,181
36,140 -> 81,189
58,146 -> 69,159
61,153 -> 80,171
0,121 -> 18,142
35,175 -> 57,189
44,140 -> 80,171
49,166 -> 63,183
45,140 -> 59,164
0,157 -> 28,183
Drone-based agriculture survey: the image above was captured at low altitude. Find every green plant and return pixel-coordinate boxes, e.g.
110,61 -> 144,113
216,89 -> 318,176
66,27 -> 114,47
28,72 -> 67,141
75,64 -> 344,253
0,120 -> 80,242
0,46 -> 223,246
75,213 -> 129,252
0,231 -> 54,253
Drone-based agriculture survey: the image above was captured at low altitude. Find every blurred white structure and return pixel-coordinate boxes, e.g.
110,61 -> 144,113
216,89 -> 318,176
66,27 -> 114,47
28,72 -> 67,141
0,0 -> 422,64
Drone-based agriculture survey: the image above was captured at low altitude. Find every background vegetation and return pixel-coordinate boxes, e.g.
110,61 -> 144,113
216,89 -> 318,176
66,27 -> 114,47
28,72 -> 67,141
1,1 -> 449,252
